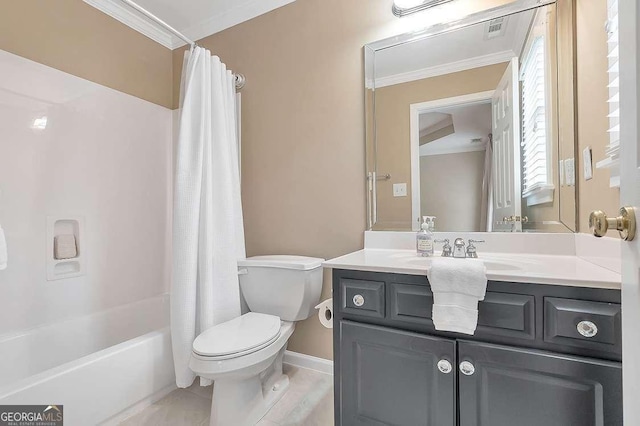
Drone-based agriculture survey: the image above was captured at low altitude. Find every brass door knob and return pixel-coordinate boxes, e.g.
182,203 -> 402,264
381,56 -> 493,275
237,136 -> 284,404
589,207 -> 636,241
502,215 -> 529,223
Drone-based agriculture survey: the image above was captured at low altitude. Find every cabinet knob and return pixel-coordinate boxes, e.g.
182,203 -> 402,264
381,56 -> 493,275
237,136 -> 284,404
459,361 -> 475,376
437,359 -> 452,374
577,320 -> 598,338
352,294 -> 365,307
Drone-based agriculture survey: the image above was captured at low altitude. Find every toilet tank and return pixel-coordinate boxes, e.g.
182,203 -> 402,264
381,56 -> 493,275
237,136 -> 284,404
237,255 -> 324,322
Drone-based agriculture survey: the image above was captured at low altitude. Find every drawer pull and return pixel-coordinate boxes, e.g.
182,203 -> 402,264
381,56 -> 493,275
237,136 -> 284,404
577,320 -> 598,338
437,359 -> 452,374
459,361 -> 475,376
353,294 -> 365,307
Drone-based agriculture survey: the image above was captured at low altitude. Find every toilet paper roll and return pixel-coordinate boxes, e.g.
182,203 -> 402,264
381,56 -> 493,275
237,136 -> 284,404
315,298 -> 333,329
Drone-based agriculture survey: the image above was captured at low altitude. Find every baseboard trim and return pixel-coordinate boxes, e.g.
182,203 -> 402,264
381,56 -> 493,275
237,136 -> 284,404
99,384 -> 177,425
284,350 -> 333,375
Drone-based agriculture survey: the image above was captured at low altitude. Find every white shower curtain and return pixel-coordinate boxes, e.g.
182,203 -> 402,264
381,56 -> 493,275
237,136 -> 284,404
171,46 -> 246,388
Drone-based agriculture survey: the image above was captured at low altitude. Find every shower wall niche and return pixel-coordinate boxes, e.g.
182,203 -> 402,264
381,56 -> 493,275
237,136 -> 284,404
46,216 -> 85,281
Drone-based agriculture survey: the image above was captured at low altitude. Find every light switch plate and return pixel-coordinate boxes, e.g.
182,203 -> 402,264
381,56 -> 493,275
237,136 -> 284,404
583,147 -> 593,180
393,183 -> 407,197
565,158 -> 575,186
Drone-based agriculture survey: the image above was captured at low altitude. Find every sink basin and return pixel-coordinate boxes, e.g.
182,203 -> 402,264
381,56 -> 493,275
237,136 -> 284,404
482,260 -> 524,271
405,256 -> 524,272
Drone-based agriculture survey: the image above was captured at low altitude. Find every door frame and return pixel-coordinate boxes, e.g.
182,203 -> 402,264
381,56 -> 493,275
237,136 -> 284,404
409,91 -> 495,230
618,0 -> 639,423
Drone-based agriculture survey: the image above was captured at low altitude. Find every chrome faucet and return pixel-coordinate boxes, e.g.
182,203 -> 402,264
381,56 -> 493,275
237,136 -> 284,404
439,238 -> 485,258
466,239 -> 485,258
452,238 -> 466,258
435,239 -> 452,257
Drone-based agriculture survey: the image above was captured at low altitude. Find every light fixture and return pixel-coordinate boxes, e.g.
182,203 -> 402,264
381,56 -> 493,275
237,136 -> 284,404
392,0 -> 454,17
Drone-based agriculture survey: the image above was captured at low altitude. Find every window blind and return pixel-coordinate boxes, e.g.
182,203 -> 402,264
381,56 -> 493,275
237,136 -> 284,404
596,0 -> 620,187
520,36 -> 548,196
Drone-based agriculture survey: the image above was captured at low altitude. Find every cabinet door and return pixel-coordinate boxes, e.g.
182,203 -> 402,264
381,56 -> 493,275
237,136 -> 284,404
458,341 -> 622,426
339,320 -> 455,426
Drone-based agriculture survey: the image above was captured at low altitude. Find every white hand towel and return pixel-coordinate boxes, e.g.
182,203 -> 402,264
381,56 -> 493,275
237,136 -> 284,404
432,305 -> 479,335
0,225 -> 6,270
427,257 -> 487,335
428,257 -> 487,298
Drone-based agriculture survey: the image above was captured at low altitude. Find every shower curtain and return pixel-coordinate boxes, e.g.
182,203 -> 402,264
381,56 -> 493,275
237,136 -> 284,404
171,46 -> 246,388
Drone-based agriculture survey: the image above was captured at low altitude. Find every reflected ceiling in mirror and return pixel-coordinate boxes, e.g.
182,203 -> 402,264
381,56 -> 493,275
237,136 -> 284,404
365,0 -> 577,233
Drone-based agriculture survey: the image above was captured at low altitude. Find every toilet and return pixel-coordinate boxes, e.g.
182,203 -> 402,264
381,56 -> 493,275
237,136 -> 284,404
189,255 -> 325,426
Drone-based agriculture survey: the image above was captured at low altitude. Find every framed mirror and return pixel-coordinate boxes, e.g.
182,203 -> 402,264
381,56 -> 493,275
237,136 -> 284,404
365,0 -> 578,232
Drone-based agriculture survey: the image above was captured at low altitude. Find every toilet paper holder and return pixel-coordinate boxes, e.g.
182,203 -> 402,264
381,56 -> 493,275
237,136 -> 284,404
315,298 -> 333,329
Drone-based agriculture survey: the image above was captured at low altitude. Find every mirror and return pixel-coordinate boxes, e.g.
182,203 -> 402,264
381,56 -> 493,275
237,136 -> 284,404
365,1 -> 578,232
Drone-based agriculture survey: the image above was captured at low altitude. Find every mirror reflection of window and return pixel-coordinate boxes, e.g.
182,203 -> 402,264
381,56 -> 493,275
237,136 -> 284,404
520,10 -> 555,206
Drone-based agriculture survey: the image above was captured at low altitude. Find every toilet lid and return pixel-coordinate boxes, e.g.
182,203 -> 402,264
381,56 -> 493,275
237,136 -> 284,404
192,312 -> 281,357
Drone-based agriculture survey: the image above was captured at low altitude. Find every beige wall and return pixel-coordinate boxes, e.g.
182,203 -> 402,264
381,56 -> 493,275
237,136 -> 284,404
173,0 -> 517,360
373,63 -> 508,230
0,0 -> 173,108
420,151 -> 485,232
576,0 -> 620,234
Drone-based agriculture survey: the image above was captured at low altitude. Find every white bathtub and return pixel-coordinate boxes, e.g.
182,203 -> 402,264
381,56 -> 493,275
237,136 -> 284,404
0,294 -> 175,425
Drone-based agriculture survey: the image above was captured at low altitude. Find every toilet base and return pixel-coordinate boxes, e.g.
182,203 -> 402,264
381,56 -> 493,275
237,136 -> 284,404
209,347 -> 290,426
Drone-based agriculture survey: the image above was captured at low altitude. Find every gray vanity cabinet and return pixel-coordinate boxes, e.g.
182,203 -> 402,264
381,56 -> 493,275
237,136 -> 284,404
332,269 -> 623,426
457,341 -> 623,426
340,320 -> 455,425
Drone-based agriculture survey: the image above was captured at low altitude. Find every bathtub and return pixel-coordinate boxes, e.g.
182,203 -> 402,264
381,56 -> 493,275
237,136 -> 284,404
0,294 -> 175,425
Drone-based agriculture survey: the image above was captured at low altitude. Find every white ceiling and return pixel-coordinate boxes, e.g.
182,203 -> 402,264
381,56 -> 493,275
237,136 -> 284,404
374,8 -> 536,87
420,102 -> 492,156
84,0 -> 296,49
420,112 -> 451,132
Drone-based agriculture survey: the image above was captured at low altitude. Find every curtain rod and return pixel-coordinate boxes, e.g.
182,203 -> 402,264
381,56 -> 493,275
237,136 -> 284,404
117,0 -> 246,90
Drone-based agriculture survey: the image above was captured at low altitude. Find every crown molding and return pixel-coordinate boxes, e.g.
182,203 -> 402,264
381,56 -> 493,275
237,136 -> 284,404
174,0 -> 297,48
375,50 -> 515,88
83,0 -> 175,49
421,142 -> 488,157
85,0 -> 297,50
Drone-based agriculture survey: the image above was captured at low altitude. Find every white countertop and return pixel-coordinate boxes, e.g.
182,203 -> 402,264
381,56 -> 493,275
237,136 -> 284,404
323,249 -> 621,290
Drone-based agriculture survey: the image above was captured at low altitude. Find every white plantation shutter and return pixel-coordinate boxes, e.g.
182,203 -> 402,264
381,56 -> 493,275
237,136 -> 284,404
520,36 -> 551,200
596,0 -> 620,187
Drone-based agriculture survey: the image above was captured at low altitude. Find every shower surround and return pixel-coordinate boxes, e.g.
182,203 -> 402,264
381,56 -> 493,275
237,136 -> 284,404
0,49 -> 173,421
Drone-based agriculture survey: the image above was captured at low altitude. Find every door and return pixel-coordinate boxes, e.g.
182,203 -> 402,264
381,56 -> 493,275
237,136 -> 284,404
619,0 -> 640,423
491,57 -> 522,232
458,341 -> 622,426
339,320 -> 455,426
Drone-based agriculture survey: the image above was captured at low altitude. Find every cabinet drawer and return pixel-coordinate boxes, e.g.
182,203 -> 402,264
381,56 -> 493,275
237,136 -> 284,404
389,283 -> 434,325
544,298 -> 621,354
389,284 -> 534,340
477,292 -> 535,340
339,278 -> 385,318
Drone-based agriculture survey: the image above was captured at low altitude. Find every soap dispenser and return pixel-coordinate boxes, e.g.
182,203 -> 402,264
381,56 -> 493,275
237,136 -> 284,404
427,216 -> 436,233
416,216 -> 434,257
426,216 -> 436,256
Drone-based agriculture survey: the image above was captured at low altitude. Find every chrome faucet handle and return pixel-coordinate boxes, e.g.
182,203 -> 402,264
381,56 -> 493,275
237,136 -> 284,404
466,239 -> 485,258
435,239 -> 452,257
468,239 -> 485,245
452,238 -> 466,258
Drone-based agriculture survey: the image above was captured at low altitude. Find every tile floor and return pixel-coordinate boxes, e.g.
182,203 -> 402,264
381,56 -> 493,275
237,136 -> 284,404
119,364 -> 334,426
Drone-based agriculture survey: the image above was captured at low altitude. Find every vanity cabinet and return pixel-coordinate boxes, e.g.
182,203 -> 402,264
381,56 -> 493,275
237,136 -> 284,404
340,321 -> 455,425
458,341 -> 622,426
332,269 -> 622,426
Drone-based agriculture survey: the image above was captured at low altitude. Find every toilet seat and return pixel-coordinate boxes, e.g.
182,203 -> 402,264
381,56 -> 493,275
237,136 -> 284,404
193,312 -> 282,359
